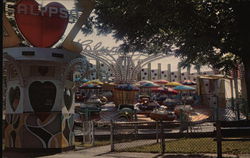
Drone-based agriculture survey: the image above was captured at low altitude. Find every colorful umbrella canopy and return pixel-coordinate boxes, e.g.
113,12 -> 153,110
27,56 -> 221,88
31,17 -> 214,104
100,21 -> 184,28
136,80 -> 155,86
152,79 -> 169,85
85,80 -> 103,85
74,78 -> 89,82
107,82 -> 116,85
79,83 -> 102,89
165,87 -> 178,94
173,85 -> 195,91
151,87 -> 165,92
116,84 -> 139,91
74,77 -> 81,82
182,80 -> 196,85
140,82 -> 160,88
151,87 -> 178,94
81,78 -> 89,83
165,82 -> 182,86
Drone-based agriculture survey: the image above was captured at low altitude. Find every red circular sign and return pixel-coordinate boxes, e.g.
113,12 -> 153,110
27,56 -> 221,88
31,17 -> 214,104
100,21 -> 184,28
15,0 -> 69,48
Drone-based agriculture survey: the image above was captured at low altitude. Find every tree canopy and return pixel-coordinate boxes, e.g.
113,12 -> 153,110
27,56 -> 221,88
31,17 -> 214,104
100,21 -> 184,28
79,0 -> 249,69
78,0 -> 250,109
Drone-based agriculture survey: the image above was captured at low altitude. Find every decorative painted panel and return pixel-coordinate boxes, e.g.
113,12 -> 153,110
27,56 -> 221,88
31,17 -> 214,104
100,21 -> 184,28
161,70 -> 168,80
151,69 -> 158,80
181,72 -> 188,81
4,113 -> 74,149
140,68 -> 149,80
6,81 -> 23,114
171,71 -> 178,82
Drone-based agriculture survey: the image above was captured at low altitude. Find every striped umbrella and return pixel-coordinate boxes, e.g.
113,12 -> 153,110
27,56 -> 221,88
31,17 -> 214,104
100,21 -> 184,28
151,87 -> 165,92
152,79 -> 169,85
79,83 -> 102,89
81,78 -> 89,83
74,77 -> 81,82
165,82 -> 182,86
151,87 -> 178,94
173,85 -> 195,91
136,80 -> 155,86
117,84 -> 139,91
140,82 -> 160,96
165,87 -> 178,94
140,82 -> 160,88
85,80 -> 103,85
182,80 -> 196,85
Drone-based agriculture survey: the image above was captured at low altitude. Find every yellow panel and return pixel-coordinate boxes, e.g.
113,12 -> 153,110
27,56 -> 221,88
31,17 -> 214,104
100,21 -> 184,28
62,0 -> 95,53
3,14 -> 21,48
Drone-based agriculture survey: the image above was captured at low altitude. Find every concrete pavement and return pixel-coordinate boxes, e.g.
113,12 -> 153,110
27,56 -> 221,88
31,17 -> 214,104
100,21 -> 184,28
4,145 -> 249,158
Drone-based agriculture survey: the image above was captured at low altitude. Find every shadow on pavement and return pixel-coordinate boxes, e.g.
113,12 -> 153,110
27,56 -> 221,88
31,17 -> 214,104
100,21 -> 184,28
153,154 -> 215,158
3,150 -> 59,158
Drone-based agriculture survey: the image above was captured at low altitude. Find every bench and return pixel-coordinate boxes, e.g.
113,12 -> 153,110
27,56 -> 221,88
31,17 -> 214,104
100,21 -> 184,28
214,120 -> 250,158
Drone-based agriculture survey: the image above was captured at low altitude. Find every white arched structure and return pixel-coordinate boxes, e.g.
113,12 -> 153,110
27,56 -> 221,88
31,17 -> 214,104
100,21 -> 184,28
79,40 -> 173,83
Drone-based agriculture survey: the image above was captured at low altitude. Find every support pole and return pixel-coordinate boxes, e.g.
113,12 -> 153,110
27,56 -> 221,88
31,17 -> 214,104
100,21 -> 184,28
177,62 -> 182,82
158,63 -> 162,80
167,64 -> 171,81
96,60 -> 101,80
216,121 -> 222,158
233,70 -> 240,120
148,63 -> 152,81
160,121 -> 165,154
187,65 -> 191,80
230,79 -> 235,112
196,65 -> 201,75
110,120 -> 114,152
156,121 -> 159,143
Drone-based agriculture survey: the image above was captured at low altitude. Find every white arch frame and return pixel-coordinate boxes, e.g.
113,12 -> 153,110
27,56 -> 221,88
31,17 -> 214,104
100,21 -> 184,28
79,40 -> 173,83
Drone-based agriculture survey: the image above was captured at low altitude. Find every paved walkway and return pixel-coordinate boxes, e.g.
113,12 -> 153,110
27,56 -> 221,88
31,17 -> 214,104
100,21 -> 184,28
3,145 -> 250,158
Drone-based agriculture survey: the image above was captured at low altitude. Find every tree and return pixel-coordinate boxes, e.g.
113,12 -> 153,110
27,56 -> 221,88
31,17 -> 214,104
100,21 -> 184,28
78,0 -> 250,112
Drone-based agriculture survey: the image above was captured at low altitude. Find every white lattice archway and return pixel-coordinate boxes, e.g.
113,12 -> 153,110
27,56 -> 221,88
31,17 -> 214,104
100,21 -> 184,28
80,40 -> 173,84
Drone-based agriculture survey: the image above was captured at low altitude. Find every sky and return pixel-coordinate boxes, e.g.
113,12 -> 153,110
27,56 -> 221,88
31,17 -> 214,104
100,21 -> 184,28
37,0 -> 212,72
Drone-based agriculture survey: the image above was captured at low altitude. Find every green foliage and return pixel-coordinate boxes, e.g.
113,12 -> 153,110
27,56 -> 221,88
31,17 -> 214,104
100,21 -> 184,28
75,0 -> 250,109
76,0 -> 250,72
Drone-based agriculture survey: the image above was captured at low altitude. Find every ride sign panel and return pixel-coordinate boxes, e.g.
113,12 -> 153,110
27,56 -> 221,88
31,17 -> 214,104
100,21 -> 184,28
15,0 -> 69,48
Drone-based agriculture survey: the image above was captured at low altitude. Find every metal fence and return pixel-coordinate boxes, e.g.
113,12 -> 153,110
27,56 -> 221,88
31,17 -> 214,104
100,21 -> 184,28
110,120 -> 250,156
111,121 -> 215,153
74,120 -> 111,146
201,97 -> 249,121
73,108 -> 250,156
225,98 -> 249,120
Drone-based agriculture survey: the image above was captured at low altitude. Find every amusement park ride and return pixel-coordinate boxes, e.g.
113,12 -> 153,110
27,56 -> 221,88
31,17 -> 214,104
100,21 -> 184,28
4,0 -> 244,154
80,40 -> 171,84
3,0 -> 171,152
